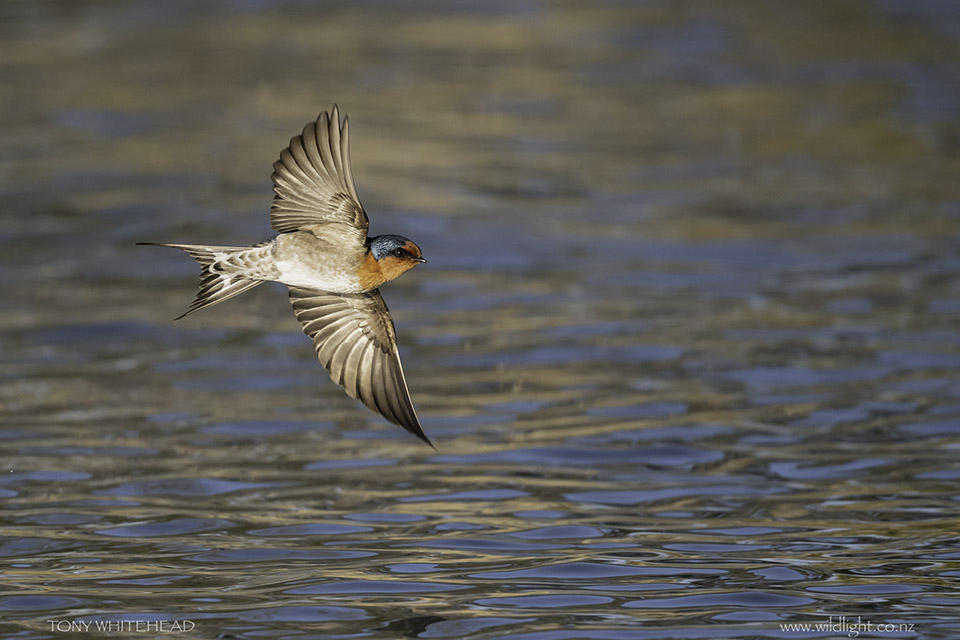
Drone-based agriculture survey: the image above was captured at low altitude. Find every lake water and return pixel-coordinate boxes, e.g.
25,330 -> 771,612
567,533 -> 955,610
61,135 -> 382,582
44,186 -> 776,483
2,1 -> 959,638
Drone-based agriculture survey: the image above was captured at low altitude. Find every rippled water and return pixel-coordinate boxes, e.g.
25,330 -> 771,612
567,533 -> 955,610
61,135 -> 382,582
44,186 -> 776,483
2,1 -> 960,638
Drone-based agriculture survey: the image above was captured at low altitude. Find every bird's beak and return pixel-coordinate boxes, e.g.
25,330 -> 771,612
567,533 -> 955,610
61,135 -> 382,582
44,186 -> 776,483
414,257 -> 428,263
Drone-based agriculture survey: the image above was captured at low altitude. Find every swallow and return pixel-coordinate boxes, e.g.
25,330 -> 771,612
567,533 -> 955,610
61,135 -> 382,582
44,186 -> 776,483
139,106 -> 431,445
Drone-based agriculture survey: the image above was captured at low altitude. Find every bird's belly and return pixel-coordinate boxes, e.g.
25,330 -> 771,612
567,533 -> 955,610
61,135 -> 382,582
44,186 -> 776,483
274,259 -> 363,293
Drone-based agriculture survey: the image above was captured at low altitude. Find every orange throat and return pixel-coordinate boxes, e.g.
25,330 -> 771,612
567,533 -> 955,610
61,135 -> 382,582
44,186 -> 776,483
357,251 -> 418,290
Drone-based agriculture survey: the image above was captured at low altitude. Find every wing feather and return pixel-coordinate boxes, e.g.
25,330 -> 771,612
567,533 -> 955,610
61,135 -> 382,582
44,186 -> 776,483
318,323 -> 358,374
371,351 -> 399,422
324,109 -> 344,183
338,332 -> 366,395
288,286 -> 430,445
340,117 -> 359,203
270,106 -> 369,236
380,352 -> 407,426
356,343 -> 379,417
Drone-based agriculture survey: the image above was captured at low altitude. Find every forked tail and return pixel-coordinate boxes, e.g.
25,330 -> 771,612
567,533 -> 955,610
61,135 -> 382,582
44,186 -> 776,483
137,243 -> 264,319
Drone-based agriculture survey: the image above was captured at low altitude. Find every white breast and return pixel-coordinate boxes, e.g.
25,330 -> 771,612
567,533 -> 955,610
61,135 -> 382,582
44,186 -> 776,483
270,229 -> 368,293
275,259 -> 362,293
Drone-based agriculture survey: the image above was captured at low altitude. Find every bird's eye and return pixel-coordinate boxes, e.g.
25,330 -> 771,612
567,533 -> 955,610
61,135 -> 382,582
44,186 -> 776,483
393,248 -> 406,258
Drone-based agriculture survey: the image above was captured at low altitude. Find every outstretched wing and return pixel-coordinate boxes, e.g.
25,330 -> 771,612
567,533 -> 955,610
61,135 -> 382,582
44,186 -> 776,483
271,106 -> 369,235
288,286 -> 430,445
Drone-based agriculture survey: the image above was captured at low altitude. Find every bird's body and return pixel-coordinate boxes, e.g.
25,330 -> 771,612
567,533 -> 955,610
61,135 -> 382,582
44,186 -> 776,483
140,106 -> 430,445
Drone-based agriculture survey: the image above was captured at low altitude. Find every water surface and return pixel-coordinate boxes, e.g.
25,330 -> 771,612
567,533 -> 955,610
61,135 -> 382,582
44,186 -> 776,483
2,1 -> 959,638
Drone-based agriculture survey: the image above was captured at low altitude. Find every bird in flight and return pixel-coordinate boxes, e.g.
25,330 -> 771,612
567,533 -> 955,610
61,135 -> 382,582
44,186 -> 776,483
140,106 -> 431,445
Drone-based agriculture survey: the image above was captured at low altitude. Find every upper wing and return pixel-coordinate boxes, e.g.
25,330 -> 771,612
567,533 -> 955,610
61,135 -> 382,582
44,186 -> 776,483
288,286 -> 430,446
271,106 -> 369,235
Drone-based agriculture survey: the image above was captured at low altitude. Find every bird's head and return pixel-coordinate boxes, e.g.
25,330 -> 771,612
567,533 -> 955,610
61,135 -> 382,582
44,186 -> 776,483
368,234 -> 427,282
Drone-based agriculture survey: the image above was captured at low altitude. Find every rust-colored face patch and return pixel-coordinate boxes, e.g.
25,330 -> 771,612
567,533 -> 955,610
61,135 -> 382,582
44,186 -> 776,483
377,256 -> 419,285
357,250 -> 385,290
358,247 -> 424,290
401,241 -> 423,260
